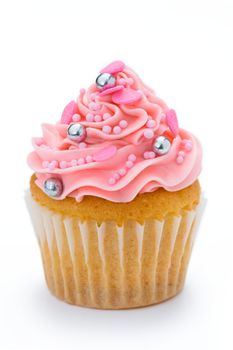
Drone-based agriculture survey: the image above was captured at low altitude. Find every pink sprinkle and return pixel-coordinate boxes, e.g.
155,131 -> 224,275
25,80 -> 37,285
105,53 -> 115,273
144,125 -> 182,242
108,177 -> 116,185
94,114 -> 102,122
60,161 -> 67,169
42,160 -> 49,168
143,152 -> 150,159
61,100 -> 78,125
79,142 -> 87,149
166,109 -> 179,136
102,125 -> 112,134
128,154 -> 136,162
146,119 -> 156,128
86,113 -> 94,122
100,61 -> 125,74
119,120 -> 128,128
126,161 -> 134,168
113,126 -> 122,134
71,159 -> 78,167
72,114 -> 81,122
148,152 -> 156,159
178,151 -> 185,157
77,158 -> 85,165
119,168 -> 126,176
89,102 -> 101,111
113,173 -> 120,180
86,155 -> 93,163
144,129 -> 154,139
103,113 -> 111,120
176,156 -> 184,164
112,88 -> 142,105
184,141 -> 193,152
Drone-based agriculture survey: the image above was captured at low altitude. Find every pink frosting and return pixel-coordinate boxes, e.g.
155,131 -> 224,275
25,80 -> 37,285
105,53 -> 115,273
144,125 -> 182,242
28,62 -> 202,203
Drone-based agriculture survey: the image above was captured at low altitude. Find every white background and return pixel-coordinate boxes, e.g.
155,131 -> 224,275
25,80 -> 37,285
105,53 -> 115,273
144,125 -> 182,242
0,0 -> 232,349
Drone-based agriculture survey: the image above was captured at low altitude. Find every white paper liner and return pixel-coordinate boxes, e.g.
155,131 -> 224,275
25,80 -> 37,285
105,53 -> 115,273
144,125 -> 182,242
25,193 -> 206,309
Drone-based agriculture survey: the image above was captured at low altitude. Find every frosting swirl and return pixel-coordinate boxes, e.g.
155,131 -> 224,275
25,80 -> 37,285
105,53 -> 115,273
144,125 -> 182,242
28,61 -> 202,202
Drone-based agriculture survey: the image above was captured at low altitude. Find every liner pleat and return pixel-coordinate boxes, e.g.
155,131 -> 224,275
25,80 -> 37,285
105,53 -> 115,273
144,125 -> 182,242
26,194 -> 204,309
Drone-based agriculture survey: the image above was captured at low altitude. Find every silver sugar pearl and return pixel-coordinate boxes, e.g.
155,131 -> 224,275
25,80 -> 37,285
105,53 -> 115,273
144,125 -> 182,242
67,123 -> 86,142
44,178 -> 63,197
153,136 -> 171,155
96,73 -> 116,89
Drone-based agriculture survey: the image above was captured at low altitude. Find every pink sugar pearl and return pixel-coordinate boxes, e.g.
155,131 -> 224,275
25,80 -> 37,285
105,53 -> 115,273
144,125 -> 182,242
77,158 -> 85,165
178,151 -> 185,157
71,159 -> 78,166
72,114 -> 81,122
126,161 -> 134,168
90,93 -> 97,101
103,113 -> 111,120
118,78 -> 127,86
143,152 -> 150,159
113,126 -> 122,134
86,155 -> 93,163
42,160 -> 49,168
94,115 -> 102,122
108,177 -> 116,185
128,154 -> 136,162
79,142 -> 87,149
102,125 -> 112,134
148,152 -> 156,159
143,129 -> 154,139
60,161 -> 67,169
86,113 -> 94,122
184,141 -> 193,151
176,155 -> 184,164
89,102 -> 101,111
146,119 -> 156,128
119,168 -> 126,176
119,120 -> 128,128
113,173 -> 120,180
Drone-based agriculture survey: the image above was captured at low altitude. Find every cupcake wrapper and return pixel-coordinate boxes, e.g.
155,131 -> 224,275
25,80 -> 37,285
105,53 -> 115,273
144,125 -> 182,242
25,194 -> 205,309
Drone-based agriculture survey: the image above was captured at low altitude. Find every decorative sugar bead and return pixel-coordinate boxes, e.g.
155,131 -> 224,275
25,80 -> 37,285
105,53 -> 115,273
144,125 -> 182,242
77,158 -> 85,165
148,151 -> 156,159
103,113 -> 111,120
42,160 -> 49,168
59,161 -> 67,169
128,154 -> 136,162
146,119 -> 156,128
119,120 -> 128,128
94,115 -> 102,122
113,126 -> 122,134
143,152 -> 150,159
126,160 -> 134,168
144,129 -> 154,139
178,151 -> 185,157
119,168 -> 127,176
71,159 -> 78,166
184,141 -> 193,151
118,78 -> 127,85
89,102 -> 101,111
102,125 -> 112,134
113,173 -> 120,180
79,142 -> 87,149
108,177 -> 116,185
86,155 -> 93,163
86,113 -> 94,122
127,77 -> 134,85
72,114 -> 81,122
176,155 -> 184,164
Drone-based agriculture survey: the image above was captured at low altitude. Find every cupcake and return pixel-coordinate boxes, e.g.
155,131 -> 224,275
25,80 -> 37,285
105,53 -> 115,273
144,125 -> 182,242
26,61 -> 203,309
